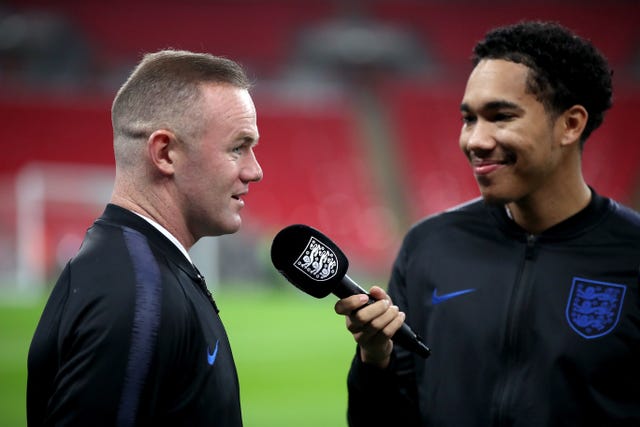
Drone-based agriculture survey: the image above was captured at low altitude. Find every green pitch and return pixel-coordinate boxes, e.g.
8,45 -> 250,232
0,286 -> 355,427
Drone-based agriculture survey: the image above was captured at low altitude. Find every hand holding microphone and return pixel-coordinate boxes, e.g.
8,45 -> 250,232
270,224 -> 431,361
335,284 -> 408,367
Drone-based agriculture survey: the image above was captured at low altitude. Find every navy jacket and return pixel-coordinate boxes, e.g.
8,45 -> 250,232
28,204 -> 242,426
347,190 -> 640,426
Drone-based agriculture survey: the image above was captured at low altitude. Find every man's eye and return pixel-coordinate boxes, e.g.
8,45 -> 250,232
461,115 -> 476,125
493,113 -> 514,122
232,145 -> 248,155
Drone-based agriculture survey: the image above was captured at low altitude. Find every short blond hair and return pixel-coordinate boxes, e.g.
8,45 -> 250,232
111,49 -> 250,165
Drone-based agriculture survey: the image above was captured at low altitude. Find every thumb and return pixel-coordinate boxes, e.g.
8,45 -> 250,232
368,286 -> 392,304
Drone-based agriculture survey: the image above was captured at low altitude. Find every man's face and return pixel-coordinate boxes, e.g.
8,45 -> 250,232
459,59 -> 565,205
175,83 -> 262,239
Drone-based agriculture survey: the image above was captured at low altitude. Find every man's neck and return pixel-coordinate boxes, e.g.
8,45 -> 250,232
505,183 -> 591,234
110,192 -> 195,250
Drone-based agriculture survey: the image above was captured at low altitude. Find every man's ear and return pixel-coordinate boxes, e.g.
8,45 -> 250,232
559,105 -> 588,147
147,130 -> 177,176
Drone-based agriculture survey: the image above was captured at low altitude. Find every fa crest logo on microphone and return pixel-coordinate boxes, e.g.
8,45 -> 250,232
294,237 -> 339,281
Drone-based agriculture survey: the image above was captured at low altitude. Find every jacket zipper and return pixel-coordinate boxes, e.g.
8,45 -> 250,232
494,234 -> 537,426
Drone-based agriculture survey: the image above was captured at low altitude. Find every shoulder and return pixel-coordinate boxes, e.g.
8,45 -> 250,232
609,199 -> 640,227
404,197 -> 489,242
599,198 -> 640,245
65,221 -> 172,317
70,223 -> 136,286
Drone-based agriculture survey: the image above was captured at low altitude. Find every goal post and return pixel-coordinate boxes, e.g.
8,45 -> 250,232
13,162 -> 222,293
15,162 -> 115,291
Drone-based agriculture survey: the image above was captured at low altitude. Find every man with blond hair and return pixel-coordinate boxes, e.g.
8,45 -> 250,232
28,50 -> 263,426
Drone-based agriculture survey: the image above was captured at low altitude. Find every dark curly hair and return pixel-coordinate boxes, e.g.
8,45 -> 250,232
472,21 -> 612,145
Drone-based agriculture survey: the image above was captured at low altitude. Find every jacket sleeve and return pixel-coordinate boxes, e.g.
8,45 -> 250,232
346,241 -> 421,426
347,348 -> 420,426
28,256 -> 143,426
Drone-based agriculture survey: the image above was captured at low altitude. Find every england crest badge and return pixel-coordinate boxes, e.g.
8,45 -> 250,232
565,277 -> 626,339
294,236 -> 338,281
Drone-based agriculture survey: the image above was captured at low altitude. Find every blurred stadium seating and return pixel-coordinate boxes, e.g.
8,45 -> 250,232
1,0 -> 639,286
370,1 -> 640,79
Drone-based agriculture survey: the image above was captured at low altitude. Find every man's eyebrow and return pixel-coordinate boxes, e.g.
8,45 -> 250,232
239,133 -> 259,146
461,100 -> 522,113
485,100 -> 522,111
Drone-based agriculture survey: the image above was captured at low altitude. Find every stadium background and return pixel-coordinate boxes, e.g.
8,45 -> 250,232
1,1 -> 639,425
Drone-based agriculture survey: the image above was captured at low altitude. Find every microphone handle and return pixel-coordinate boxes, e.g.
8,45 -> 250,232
334,275 -> 431,358
332,274 -> 372,299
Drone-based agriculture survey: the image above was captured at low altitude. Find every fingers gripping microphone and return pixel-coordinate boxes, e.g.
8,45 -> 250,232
271,224 -> 431,358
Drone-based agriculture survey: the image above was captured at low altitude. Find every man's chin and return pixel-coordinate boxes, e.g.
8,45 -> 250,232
479,189 -> 510,206
218,225 -> 241,236
224,217 -> 243,234
206,218 -> 242,238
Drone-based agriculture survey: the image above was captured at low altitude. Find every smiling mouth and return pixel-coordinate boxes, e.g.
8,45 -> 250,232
471,153 -> 515,176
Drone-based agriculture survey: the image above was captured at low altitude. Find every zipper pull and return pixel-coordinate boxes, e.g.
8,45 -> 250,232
525,234 -> 538,259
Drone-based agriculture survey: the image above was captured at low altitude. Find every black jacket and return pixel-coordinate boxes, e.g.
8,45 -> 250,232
27,204 -> 242,426
347,191 -> 640,426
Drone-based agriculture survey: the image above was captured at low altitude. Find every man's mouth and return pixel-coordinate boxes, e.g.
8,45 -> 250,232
473,160 -> 503,176
232,191 -> 248,203
471,153 -> 515,176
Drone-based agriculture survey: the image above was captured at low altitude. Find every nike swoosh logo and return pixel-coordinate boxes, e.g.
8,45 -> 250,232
432,288 -> 476,305
207,340 -> 220,366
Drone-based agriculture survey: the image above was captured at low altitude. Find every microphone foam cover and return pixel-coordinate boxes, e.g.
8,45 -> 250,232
271,224 -> 349,298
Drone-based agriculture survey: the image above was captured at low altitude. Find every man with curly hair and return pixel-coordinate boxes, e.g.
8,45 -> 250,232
335,21 -> 640,426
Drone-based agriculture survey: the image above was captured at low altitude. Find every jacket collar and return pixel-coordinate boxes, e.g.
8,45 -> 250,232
97,204 -> 200,281
488,188 -> 612,241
